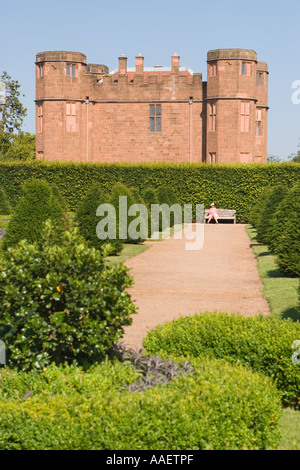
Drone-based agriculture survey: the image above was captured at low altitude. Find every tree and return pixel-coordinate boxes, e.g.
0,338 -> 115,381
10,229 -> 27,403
0,72 -> 30,158
267,153 -> 282,164
0,71 -> 27,134
2,132 -> 35,161
288,139 -> 300,163
2,178 -> 64,250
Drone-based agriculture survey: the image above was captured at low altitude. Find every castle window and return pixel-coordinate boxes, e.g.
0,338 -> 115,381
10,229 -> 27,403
210,103 -> 216,132
149,104 -> 161,133
241,102 -> 250,132
66,102 -> 77,132
242,62 -> 251,76
210,63 -> 217,76
209,152 -> 216,164
67,63 -> 76,78
38,64 -> 44,78
257,73 -> 263,86
37,105 -> 43,133
257,109 -> 262,136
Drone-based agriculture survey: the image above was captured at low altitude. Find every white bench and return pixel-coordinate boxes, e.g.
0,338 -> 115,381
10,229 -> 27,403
205,209 -> 236,224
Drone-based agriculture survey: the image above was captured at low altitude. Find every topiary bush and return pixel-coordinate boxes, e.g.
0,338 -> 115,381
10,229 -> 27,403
0,187 -> 12,215
0,356 -> 282,450
109,183 -> 147,244
143,312 -> 300,408
0,221 -> 136,370
249,186 -> 273,229
75,183 -> 123,254
268,184 -> 300,276
256,185 -> 289,246
2,178 -> 64,250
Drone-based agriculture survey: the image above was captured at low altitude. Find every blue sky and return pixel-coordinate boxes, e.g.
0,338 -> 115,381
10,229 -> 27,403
0,0 -> 299,160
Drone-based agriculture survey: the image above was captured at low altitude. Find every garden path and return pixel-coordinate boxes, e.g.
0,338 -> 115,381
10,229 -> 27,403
123,224 -> 270,349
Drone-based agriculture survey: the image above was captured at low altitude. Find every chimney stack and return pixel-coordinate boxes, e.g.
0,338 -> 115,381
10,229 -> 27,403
135,53 -> 144,75
171,53 -> 180,74
119,54 -> 127,74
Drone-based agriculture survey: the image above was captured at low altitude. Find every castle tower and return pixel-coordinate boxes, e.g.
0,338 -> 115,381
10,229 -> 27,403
36,51 -> 93,161
206,49 -> 268,163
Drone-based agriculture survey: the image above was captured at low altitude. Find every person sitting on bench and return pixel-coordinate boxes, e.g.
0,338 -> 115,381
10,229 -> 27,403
207,203 -> 219,224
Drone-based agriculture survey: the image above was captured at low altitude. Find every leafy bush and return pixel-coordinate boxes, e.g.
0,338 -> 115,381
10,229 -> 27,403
269,184 -> 300,276
156,184 -> 181,228
75,183 -> 122,254
109,183 -> 147,244
0,357 -> 281,450
143,312 -> 300,407
1,161 -> 300,223
256,185 -> 289,245
2,178 -> 64,250
249,186 -> 273,228
0,221 -> 136,370
0,187 -> 12,214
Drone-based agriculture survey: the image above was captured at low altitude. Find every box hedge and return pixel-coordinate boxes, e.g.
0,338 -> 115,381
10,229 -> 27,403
1,161 -> 300,222
0,357 -> 282,450
0,222 -> 136,370
143,312 -> 300,408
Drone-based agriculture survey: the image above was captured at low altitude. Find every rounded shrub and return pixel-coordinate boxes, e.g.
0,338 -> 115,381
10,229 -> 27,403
75,184 -> 122,254
0,357 -> 282,450
249,186 -> 273,229
156,185 -> 181,228
143,312 -> 300,408
2,178 -> 64,250
109,183 -> 147,244
0,221 -> 136,370
0,187 -> 12,215
268,184 -> 300,276
256,185 -> 289,245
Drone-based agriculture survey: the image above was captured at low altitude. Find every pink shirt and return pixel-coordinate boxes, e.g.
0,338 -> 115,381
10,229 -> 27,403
209,206 -> 218,215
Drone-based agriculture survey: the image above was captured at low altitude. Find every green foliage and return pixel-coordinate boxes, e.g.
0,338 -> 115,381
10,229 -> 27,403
0,221 -> 136,371
75,183 -> 122,254
0,162 -> 300,223
0,72 -> 27,136
0,132 -> 35,161
50,182 -> 68,213
249,186 -> 273,228
109,183 -> 147,244
269,184 -> 300,275
256,186 -> 289,245
2,178 -> 64,250
0,187 -> 12,214
142,186 -> 159,207
143,312 -> 300,408
0,357 -> 281,450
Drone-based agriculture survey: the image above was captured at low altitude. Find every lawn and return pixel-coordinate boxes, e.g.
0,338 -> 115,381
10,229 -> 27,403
246,225 -> 300,450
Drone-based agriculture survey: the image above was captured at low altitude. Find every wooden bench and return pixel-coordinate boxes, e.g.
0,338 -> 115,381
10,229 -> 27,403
205,209 -> 236,224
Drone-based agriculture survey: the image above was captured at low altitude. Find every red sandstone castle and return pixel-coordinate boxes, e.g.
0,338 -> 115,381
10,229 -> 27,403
35,49 -> 268,164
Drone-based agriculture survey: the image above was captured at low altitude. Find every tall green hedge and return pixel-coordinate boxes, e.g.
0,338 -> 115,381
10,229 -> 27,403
1,161 -> 300,222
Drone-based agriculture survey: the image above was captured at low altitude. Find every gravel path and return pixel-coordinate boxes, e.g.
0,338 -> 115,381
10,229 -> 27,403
123,224 -> 270,349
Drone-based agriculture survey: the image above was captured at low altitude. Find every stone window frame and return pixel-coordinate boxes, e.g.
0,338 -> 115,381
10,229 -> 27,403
209,103 -> 217,132
240,101 -> 250,132
257,72 -> 263,86
209,152 -> 216,164
66,63 -> 76,78
241,62 -> 251,76
210,62 -> 217,77
37,64 -> 44,79
149,104 -> 161,133
37,104 -> 43,133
